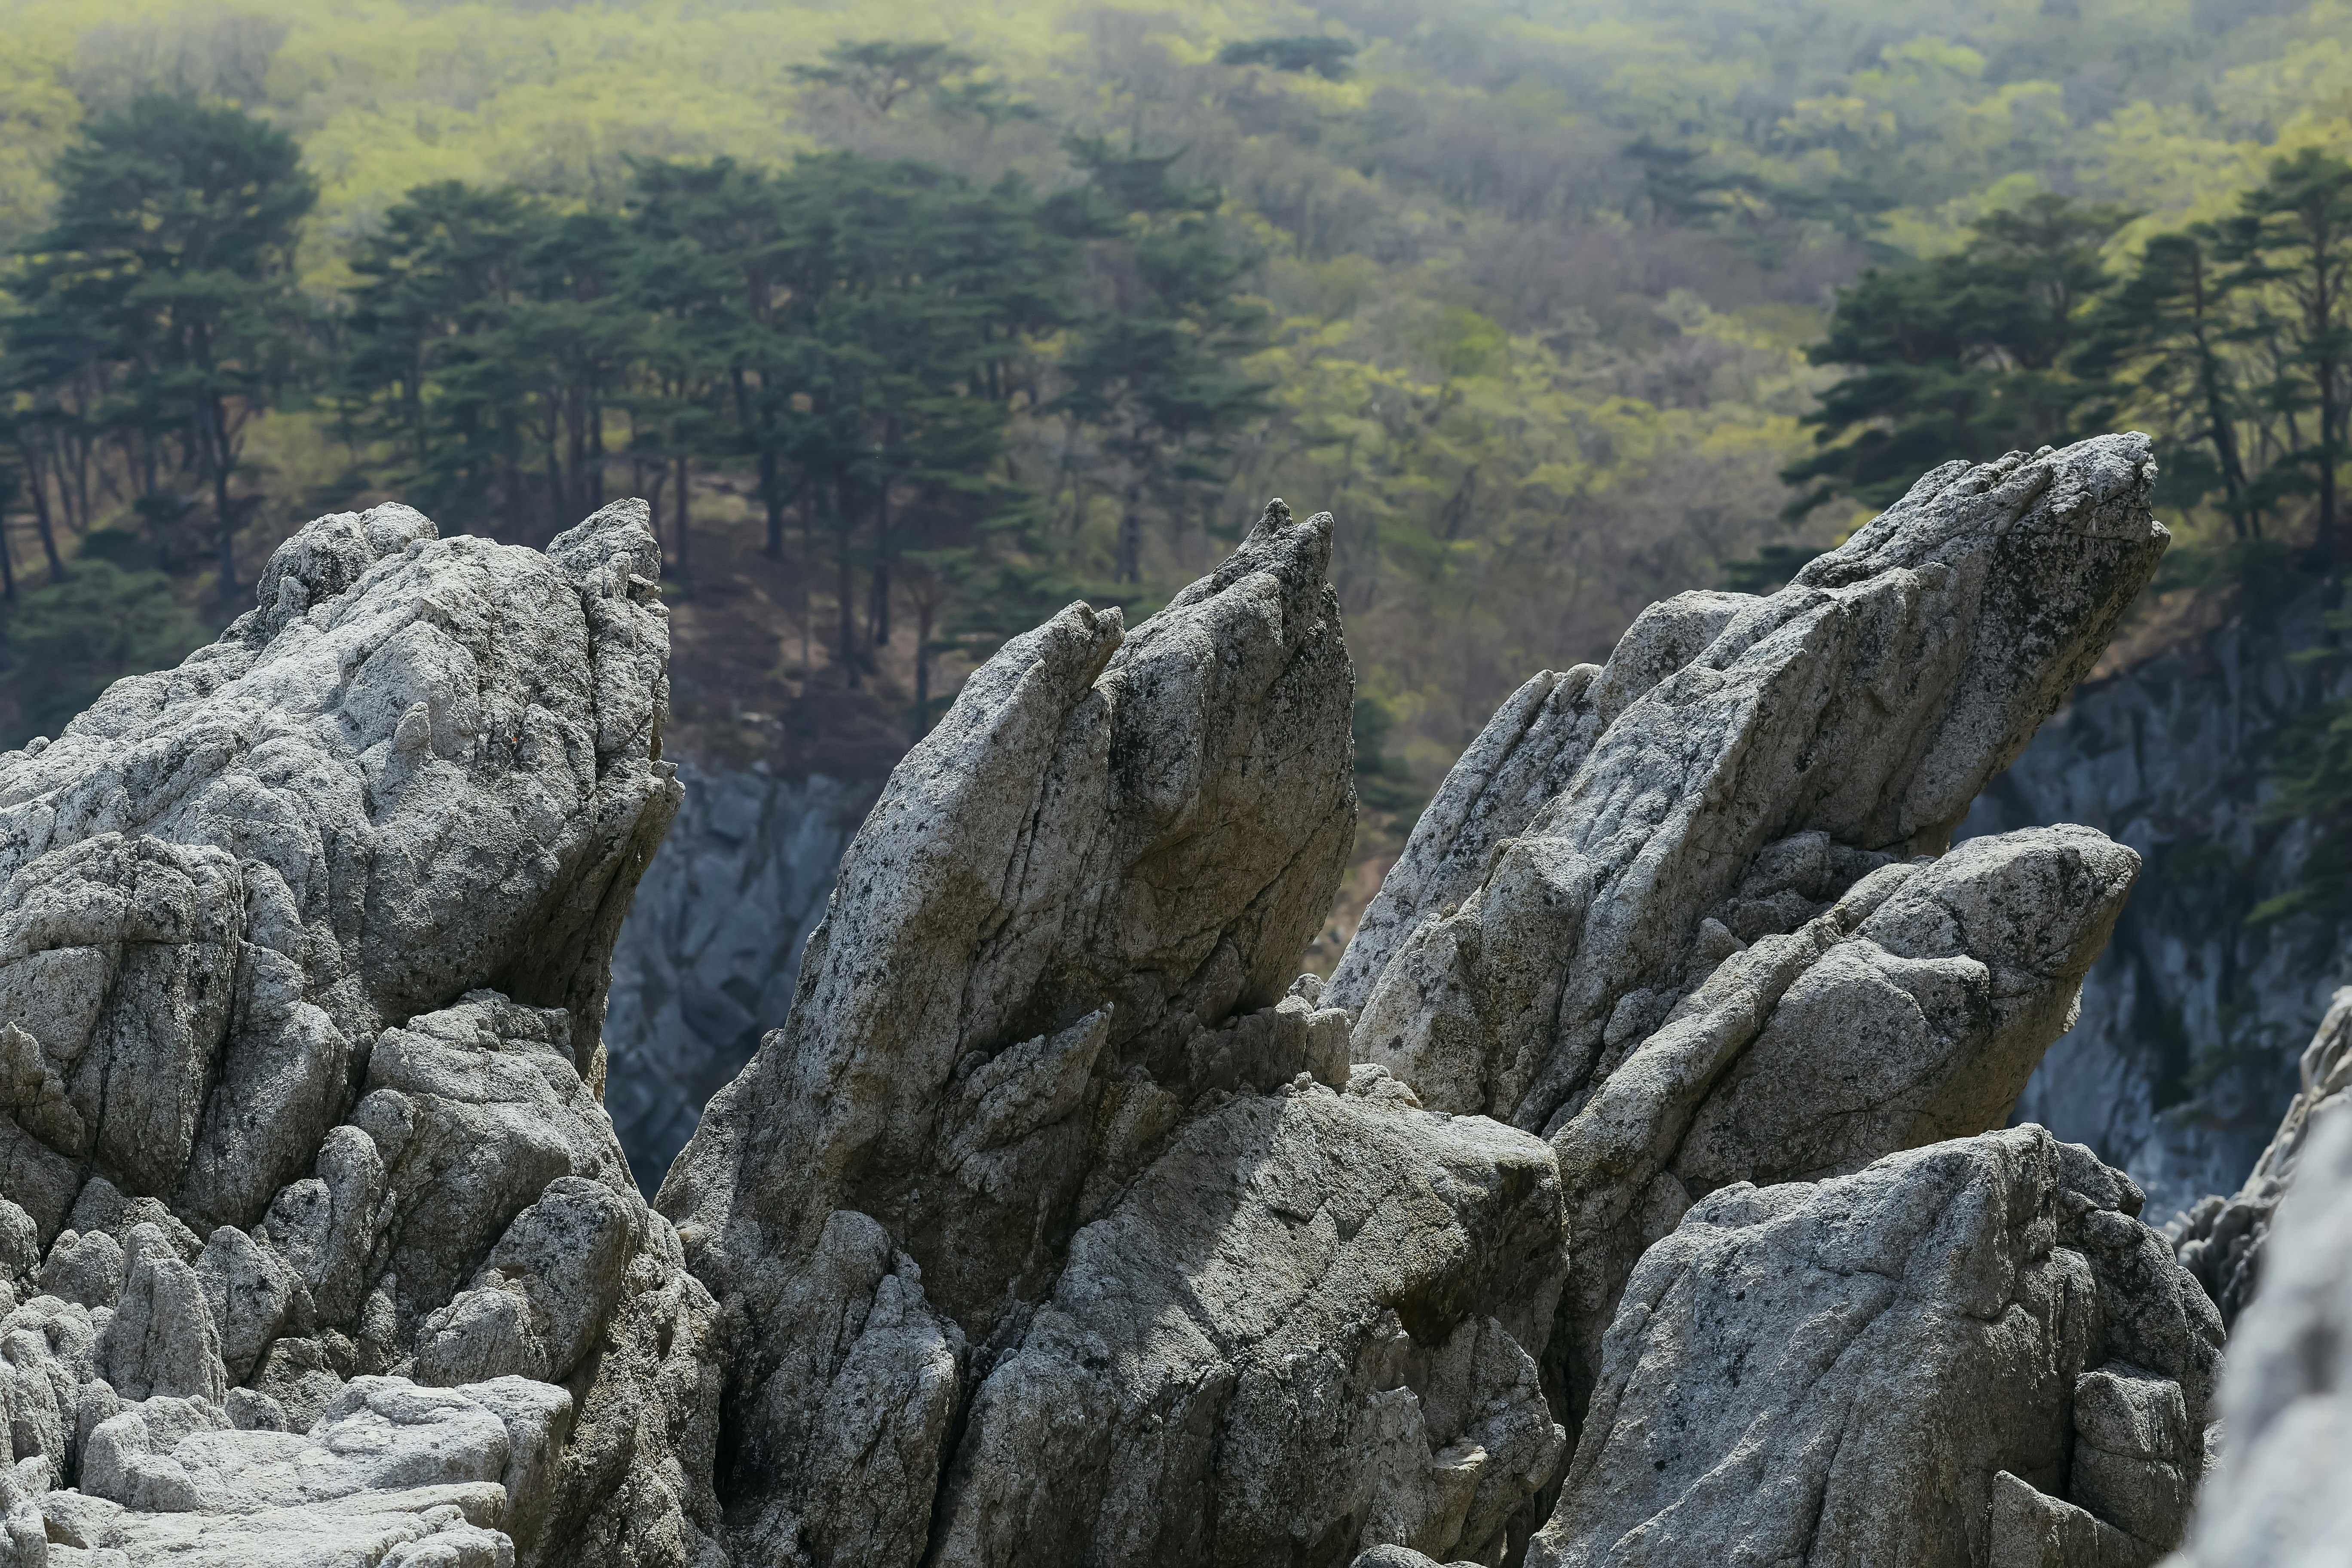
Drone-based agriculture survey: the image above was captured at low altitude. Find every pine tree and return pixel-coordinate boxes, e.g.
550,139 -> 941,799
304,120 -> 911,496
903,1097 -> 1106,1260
10,96 -> 315,596
1785,194 -> 2129,514
2216,150 -> 2352,571
1057,138 -> 1273,582
2077,228 -> 2261,534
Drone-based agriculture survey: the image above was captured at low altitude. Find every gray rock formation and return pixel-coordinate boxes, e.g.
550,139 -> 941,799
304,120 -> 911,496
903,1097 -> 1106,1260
660,499 -> 1577,1567
0,499 -> 723,1566
1962,587 -> 2351,1222
602,764 -> 871,1192
1528,1127 -> 2222,1568
1339,435 -> 2169,1409
2162,1102 -> 2352,1568
2165,986 -> 2352,1329
3,434 -> 2263,1568
1325,589 -> 1755,1017
931,1071 -> 1567,1568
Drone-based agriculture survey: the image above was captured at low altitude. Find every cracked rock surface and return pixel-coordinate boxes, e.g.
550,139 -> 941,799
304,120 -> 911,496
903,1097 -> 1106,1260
658,501 -> 1583,1566
2165,985 -> 2352,1331
2162,1101 -> 2352,1568
0,499 -> 721,1567
3,435 -> 2266,1568
1323,436 -> 2226,1568
1337,435 -> 2169,1415
1528,1127 -> 2221,1568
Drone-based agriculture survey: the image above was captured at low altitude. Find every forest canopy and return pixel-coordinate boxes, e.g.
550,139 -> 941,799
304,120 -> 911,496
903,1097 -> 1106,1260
0,0 -> 2348,842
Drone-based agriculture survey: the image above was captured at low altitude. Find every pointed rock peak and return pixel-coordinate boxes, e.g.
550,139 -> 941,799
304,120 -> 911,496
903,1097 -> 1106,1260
548,496 -> 662,588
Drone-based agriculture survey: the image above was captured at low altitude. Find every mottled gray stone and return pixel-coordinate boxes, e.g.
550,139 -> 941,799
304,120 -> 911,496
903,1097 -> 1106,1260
2167,984 -> 2352,1329
412,1177 -> 636,1387
931,1080 -> 1566,1568
2164,1104 -> 2352,1568
661,500 -> 1361,1562
35,1231 -> 122,1312
1341,438 -> 2165,1418
194,1227 -> 300,1387
1327,590 -> 1754,1017
1349,436 -> 2166,1143
0,500 -> 720,1568
1531,1127 -> 2219,1568
95,1226 -> 226,1405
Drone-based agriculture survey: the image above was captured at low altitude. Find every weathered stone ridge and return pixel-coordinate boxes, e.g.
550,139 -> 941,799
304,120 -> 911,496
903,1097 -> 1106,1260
1327,436 -> 2229,1567
1529,1127 -> 2220,1568
657,499 -> 1584,1564
2161,1101 -> 2352,1568
0,437 -> 2300,1568
0,499 -> 723,1566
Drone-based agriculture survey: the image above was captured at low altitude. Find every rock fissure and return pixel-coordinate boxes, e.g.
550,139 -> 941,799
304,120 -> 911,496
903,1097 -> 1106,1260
0,438 -> 2306,1568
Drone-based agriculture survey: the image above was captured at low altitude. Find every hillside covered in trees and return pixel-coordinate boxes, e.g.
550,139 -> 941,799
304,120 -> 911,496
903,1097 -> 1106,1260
0,0 -> 2348,866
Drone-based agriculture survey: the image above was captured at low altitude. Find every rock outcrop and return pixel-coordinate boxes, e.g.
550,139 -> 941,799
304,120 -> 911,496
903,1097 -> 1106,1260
0,499 -> 723,1566
657,500 -> 1586,1566
3,434 -> 2263,1568
2161,1101 -> 2352,1567
1529,1127 -> 2222,1568
1338,435 -> 2170,1411
2164,984 -> 2352,1329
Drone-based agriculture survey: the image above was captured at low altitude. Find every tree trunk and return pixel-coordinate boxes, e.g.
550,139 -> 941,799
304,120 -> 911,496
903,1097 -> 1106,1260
545,417 -> 567,533
16,436 -> 66,581
915,594 -> 934,735
0,514 -> 14,674
1117,480 -> 1142,583
801,492 -> 815,685
204,395 -> 238,599
674,453 -> 691,576
837,490 -> 861,688
588,392 -> 606,510
644,469 -> 669,567
762,448 -> 786,559
872,467 -> 892,646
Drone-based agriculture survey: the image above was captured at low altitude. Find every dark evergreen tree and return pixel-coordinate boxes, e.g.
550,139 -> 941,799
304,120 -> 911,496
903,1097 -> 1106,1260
1784,194 -> 2130,514
2215,149 -> 2352,570
787,41 -> 979,116
340,181 -> 541,526
9,95 -> 316,595
1057,138 -> 1273,582
629,158 -> 793,561
2077,227 -> 2261,534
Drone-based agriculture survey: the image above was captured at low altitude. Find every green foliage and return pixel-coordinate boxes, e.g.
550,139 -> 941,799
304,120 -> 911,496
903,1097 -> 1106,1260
1,557 -> 204,743
2214,148 -> 2352,562
1785,195 -> 2134,514
1721,543 -> 1825,595
1351,692 -> 1423,824
788,40 -> 980,116
0,0 -> 2344,798
1217,37 -> 1356,80
9,96 -> 315,593
1056,136 -> 1273,584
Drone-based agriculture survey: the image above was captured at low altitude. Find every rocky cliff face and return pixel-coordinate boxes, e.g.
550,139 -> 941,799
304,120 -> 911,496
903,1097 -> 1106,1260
601,764 -> 869,1192
600,503 -> 2345,1243
2161,1094 -> 2352,1568
0,499 -> 726,1566
1962,591 -> 2349,1222
0,440 -> 2306,1568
